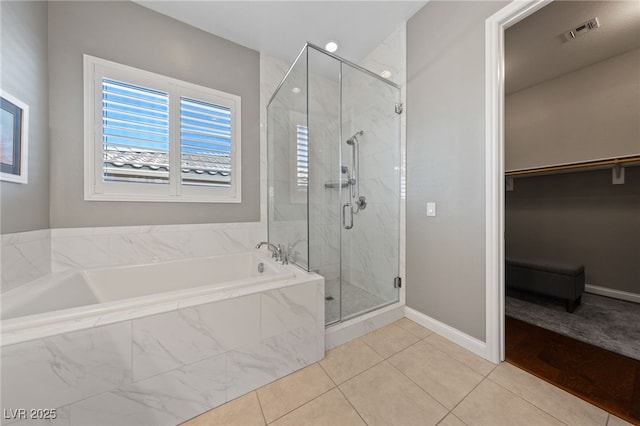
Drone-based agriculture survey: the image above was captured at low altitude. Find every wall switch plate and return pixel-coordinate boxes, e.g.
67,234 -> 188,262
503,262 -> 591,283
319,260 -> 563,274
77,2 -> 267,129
426,202 -> 436,217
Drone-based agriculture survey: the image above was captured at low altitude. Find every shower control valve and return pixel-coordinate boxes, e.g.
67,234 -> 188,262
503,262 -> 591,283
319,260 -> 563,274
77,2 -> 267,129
356,196 -> 367,210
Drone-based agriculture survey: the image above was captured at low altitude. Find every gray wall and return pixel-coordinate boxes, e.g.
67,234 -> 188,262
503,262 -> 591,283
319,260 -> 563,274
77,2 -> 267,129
506,48 -> 640,171
506,167 -> 640,295
0,1 -> 50,234
406,1 -> 506,342
48,1 -> 260,228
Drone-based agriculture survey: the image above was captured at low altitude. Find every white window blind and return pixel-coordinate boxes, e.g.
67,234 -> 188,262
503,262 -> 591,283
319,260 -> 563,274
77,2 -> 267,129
296,125 -> 308,190
84,55 -> 241,203
102,78 -> 170,184
180,97 -> 232,187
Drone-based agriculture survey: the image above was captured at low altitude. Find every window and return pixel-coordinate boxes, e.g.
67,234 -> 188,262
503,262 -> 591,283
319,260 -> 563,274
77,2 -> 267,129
84,55 -> 241,202
295,125 -> 309,190
289,121 -> 308,204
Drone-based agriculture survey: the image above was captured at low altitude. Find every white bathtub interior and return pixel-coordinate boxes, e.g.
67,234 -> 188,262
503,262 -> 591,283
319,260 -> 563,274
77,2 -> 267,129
1,253 -> 293,323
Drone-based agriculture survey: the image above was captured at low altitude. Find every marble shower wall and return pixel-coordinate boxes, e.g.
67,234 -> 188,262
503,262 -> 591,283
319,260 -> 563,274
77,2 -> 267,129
342,25 -> 406,301
340,24 -> 406,302
341,74 -> 402,301
1,279 -> 324,426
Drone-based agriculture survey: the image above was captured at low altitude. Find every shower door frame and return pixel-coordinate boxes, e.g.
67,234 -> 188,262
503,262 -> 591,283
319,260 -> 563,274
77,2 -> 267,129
267,42 -> 407,330
335,57 -> 403,325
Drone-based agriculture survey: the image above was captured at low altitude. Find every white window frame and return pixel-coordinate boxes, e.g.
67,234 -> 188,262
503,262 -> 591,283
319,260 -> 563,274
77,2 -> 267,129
83,54 -> 241,203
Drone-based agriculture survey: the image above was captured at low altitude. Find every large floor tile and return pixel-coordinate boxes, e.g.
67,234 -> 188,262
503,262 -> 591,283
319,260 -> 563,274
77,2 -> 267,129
389,340 -> 484,410
361,323 -> 420,358
180,392 -> 265,426
394,318 -> 432,339
452,379 -> 564,426
423,333 -> 496,376
340,361 -> 448,426
319,338 -> 383,385
489,362 -> 608,426
257,363 -> 334,423
270,388 -> 365,426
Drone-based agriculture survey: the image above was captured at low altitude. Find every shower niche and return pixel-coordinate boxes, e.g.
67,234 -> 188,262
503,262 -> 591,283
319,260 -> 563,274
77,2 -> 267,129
267,43 -> 402,326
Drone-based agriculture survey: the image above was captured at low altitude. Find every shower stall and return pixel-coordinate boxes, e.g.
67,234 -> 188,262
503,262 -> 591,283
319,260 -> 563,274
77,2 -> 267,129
267,43 -> 402,326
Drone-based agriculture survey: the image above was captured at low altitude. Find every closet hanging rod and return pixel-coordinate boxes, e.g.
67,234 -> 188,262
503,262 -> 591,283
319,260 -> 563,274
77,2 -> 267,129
505,155 -> 640,177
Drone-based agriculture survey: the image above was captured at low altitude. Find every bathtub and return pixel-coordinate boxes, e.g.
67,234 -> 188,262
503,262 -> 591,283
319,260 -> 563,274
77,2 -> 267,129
1,252 -> 324,426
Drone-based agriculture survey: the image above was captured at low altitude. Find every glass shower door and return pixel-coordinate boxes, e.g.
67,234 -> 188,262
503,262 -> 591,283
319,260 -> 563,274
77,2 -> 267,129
339,62 -> 401,321
307,48 -> 343,325
267,53 -> 309,270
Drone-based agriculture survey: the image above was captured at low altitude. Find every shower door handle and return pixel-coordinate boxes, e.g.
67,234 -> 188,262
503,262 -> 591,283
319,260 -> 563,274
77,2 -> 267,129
343,203 -> 353,229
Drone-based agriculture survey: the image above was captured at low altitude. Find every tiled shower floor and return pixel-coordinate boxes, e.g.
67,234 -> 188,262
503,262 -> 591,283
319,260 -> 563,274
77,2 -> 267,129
324,279 -> 387,325
182,318 -> 627,426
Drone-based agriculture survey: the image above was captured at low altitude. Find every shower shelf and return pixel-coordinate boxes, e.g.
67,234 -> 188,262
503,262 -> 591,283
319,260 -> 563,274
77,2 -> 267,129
324,180 -> 350,189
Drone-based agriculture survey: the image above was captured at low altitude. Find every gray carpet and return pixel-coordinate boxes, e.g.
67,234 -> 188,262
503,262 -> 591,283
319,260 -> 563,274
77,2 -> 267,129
506,290 -> 640,361
325,279 -> 387,325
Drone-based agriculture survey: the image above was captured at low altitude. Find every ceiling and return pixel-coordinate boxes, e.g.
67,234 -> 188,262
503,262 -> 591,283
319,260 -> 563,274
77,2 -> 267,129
133,1 -> 426,65
506,1 -> 640,94
133,1 -> 638,94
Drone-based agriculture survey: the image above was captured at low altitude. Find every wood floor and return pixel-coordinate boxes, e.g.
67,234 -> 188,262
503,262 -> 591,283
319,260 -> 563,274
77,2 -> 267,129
505,316 -> 640,425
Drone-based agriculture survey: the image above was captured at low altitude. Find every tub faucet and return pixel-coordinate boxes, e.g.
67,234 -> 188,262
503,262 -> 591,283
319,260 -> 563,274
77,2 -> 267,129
278,244 -> 289,265
255,242 -> 281,260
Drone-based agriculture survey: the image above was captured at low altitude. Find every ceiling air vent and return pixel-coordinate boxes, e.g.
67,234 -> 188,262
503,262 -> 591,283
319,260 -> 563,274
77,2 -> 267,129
564,17 -> 599,41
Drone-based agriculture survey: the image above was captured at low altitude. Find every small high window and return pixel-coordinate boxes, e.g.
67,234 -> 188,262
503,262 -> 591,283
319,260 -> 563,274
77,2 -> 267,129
84,55 -> 241,202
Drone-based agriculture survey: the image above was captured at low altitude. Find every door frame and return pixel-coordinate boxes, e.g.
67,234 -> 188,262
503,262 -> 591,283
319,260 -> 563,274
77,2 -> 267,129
484,0 -> 553,363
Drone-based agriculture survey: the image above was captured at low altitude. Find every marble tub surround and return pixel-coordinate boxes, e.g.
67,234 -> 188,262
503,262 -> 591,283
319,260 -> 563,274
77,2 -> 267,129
0,222 -> 266,294
1,272 -> 324,426
1,229 -> 51,294
51,222 -> 266,272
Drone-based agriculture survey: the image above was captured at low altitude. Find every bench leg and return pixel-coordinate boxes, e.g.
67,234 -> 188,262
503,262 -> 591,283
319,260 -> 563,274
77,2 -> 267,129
566,296 -> 581,313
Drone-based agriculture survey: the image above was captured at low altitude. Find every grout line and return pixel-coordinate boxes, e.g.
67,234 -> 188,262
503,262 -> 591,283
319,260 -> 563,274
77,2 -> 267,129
436,412 -> 469,426
485,375 -> 575,425
447,373 -> 488,416
317,361 -> 339,388
383,359 -> 449,413
265,386 -> 337,425
256,363 -> 337,424
337,384 -> 370,425
254,391 -> 269,426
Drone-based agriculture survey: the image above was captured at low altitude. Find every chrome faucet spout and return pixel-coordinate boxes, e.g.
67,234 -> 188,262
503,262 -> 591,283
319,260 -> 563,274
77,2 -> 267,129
255,241 -> 281,260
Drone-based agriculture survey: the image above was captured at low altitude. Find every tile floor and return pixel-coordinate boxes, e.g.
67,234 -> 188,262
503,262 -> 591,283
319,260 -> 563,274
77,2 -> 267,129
181,318 -> 634,426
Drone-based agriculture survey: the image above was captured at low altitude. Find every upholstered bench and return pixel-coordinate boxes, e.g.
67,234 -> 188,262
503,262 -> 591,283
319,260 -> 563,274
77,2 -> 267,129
505,258 -> 585,313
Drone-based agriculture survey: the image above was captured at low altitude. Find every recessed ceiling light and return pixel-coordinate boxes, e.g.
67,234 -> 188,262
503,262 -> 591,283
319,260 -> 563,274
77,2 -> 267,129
380,70 -> 392,78
292,87 -> 301,94
325,41 -> 338,53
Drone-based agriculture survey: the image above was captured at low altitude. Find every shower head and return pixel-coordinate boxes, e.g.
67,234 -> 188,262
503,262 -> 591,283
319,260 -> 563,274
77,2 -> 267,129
346,130 -> 364,145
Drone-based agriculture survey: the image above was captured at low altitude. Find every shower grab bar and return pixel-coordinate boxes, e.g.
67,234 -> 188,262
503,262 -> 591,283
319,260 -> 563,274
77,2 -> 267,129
343,203 -> 353,229
346,131 -> 365,216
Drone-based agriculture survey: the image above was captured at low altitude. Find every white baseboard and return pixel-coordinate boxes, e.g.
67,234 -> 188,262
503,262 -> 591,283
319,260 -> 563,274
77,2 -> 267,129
585,284 -> 640,304
404,306 -> 492,362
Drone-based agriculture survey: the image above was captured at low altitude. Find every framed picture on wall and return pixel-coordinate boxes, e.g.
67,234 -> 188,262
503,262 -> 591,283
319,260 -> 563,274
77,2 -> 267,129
1,91 -> 29,184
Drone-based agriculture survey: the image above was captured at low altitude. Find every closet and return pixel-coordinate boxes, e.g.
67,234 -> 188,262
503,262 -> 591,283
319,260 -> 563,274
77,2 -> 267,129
503,0 -> 640,363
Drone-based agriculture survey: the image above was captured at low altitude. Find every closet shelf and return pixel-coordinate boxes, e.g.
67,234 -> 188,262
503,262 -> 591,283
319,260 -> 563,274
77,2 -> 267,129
505,155 -> 640,177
